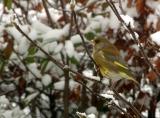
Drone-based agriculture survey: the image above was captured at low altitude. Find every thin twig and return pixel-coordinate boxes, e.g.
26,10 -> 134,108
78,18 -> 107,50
13,23 -> 64,69
118,0 -> 125,14
72,10 -> 96,65
41,0 -> 55,28
111,87 -> 143,117
59,0 -> 68,23
108,103 -> 133,118
75,78 -> 131,117
13,49 -> 39,79
13,0 -> 30,24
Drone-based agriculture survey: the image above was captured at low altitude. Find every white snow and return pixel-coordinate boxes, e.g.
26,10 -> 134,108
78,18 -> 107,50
86,106 -> 98,117
12,107 -> 24,117
141,84 -> 153,96
0,83 -> 16,92
18,37 -> 30,55
141,110 -> 148,117
41,24 -> 70,44
54,80 -> 64,90
23,106 -> 31,115
120,14 -> 135,28
150,31 -> 160,45
84,20 -> 101,33
42,74 -> 52,86
129,32 -> 139,40
121,0 -> 139,17
24,92 -> 39,104
147,14 -> 158,29
48,41 -> 58,53
36,81 -> 43,89
54,79 -> 79,90
87,114 -> 96,118
76,112 -> 87,118
130,44 -> 139,52
6,27 -> 22,42
65,40 -> 75,57
36,41 -> 57,57
86,0 -> 96,6
0,110 -> 12,118
100,90 -> 114,99
49,8 -> 62,22
71,34 -> 83,44
28,28 -> 38,41
0,95 -> 9,106
156,101 -> 160,118
54,43 -> 64,54
26,87 -> 35,93
28,63 -> 42,78
32,21 -> 52,33
41,94 -> 49,101
0,37 -> 8,50
82,69 -> 100,81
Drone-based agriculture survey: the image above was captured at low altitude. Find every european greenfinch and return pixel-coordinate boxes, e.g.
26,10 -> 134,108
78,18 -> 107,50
92,36 -> 139,84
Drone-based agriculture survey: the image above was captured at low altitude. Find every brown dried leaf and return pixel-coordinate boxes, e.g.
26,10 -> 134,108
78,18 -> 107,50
156,18 -> 160,31
69,85 -> 81,101
136,0 -> 145,15
154,58 -> 160,71
2,31 -> 13,59
147,71 -> 157,81
127,0 -> 133,8
34,3 -> 43,12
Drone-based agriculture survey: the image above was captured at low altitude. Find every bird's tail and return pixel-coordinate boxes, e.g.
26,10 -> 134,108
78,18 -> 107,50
119,72 -> 139,85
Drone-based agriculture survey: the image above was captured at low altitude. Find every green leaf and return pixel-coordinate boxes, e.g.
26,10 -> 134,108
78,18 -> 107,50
24,56 -> 35,64
0,57 -> 6,74
95,28 -> 101,33
4,0 -> 12,9
24,47 -> 37,64
84,32 -> 96,40
70,56 -> 79,65
28,46 -> 37,55
40,59 -> 49,73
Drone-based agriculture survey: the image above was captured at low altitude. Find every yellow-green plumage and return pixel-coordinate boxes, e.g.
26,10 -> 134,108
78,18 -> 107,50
92,36 -> 139,84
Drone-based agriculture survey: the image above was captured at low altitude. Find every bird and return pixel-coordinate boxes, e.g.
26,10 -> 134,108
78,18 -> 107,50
92,36 -> 139,85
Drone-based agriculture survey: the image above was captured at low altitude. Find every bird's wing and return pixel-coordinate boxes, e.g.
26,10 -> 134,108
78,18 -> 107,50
101,46 -> 130,73
101,46 -> 125,64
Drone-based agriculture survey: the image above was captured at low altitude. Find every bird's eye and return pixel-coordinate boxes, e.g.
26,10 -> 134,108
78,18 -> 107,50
94,39 -> 100,44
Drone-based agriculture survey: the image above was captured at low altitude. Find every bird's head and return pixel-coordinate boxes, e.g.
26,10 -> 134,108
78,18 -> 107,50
91,36 -> 107,51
